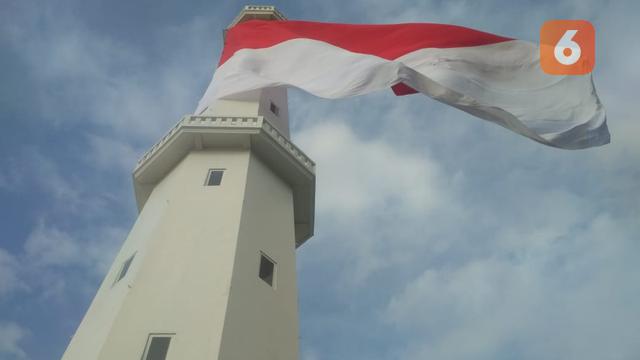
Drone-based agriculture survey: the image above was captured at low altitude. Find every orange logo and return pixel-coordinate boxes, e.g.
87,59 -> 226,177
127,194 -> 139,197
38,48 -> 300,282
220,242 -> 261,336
540,20 -> 595,75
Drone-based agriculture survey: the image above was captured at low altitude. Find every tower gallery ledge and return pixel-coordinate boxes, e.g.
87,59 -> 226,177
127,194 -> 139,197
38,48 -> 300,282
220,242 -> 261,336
133,114 -> 316,246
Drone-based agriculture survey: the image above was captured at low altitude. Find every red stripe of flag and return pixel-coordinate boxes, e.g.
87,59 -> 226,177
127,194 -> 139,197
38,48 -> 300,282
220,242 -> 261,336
220,20 -> 512,66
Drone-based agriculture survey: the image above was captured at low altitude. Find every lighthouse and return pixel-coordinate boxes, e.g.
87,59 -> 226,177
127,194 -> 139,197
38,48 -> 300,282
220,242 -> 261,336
62,6 -> 315,360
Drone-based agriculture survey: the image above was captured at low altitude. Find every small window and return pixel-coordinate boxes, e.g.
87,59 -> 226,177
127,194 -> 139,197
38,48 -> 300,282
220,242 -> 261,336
258,253 -> 276,287
143,334 -> 173,360
269,101 -> 279,116
115,253 -> 135,284
205,169 -> 224,186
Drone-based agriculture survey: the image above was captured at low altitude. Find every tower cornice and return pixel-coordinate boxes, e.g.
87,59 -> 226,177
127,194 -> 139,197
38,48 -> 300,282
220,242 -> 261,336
133,115 -> 315,247
229,5 -> 286,28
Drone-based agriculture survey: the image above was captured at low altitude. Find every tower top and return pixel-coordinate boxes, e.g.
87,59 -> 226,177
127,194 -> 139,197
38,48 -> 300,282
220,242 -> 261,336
202,5 -> 291,138
229,5 -> 286,28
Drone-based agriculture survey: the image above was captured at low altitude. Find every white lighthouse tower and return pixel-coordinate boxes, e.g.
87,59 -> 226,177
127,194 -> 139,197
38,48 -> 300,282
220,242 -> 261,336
62,6 -> 315,360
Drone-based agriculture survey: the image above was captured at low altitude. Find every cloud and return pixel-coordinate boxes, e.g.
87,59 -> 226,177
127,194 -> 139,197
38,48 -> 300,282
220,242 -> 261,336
384,209 -> 640,360
24,220 -> 81,268
15,218 -> 126,303
85,134 -> 141,174
297,120 -> 444,216
82,226 -> 129,276
296,119 -> 451,284
294,103 -> 640,359
0,322 -> 28,359
1,1 -> 640,360
292,2 -> 640,358
9,149 -> 81,206
0,249 -> 26,299
301,348 -> 320,360
24,219 -> 125,276
2,0 -> 222,142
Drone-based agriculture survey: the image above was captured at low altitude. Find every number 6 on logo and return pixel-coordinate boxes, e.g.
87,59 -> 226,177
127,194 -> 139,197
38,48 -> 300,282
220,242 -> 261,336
554,30 -> 581,65
541,20 -> 595,75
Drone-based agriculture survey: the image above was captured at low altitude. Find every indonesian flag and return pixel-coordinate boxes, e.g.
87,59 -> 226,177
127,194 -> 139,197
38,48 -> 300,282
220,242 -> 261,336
196,20 -> 609,149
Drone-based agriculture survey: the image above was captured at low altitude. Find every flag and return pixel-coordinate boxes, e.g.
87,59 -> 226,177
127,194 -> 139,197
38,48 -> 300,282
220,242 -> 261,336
196,20 -> 609,149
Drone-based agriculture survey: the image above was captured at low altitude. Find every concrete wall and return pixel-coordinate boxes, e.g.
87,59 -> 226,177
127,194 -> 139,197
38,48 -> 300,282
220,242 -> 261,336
61,160 -> 175,360
63,147 -> 299,360
202,87 -> 290,138
218,152 -> 299,360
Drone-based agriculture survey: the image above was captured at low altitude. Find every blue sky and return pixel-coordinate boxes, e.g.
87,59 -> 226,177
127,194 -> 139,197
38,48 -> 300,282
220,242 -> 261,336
1,0 -> 639,359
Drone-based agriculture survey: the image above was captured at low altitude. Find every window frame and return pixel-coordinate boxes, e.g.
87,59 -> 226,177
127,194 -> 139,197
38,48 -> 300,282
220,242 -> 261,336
269,101 -> 279,116
114,252 -> 136,286
258,252 -> 277,288
141,333 -> 175,360
204,168 -> 225,186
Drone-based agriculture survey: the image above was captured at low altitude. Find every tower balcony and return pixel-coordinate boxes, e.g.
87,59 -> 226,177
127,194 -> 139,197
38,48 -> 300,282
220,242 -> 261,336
133,115 -> 315,247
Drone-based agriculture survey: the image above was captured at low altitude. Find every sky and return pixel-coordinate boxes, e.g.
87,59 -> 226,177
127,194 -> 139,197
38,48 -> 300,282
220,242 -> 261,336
0,0 -> 639,359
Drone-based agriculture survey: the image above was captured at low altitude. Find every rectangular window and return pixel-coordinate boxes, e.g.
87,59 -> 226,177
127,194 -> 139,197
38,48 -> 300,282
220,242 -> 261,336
206,169 -> 224,186
269,101 -> 279,116
259,253 -> 276,287
115,253 -> 135,284
143,334 -> 173,360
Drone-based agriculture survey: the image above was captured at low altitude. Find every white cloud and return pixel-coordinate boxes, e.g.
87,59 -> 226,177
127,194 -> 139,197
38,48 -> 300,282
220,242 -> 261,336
2,1 -> 640,360
83,226 -> 128,276
85,134 -> 140,174
24,219 -> 125,277
293,3 -> 640,357
0,151 -> 73,207
0,249 -> 26,299
0,322 -> 28,359
297,120 -> 444,216
20,149 -> 80,205
296,119 -> 451,284
2,1 -> 221,142
19,219 -> 125,302
301,348 -> 320,360
24,220 -> 81,268
384,210 -> 640,360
